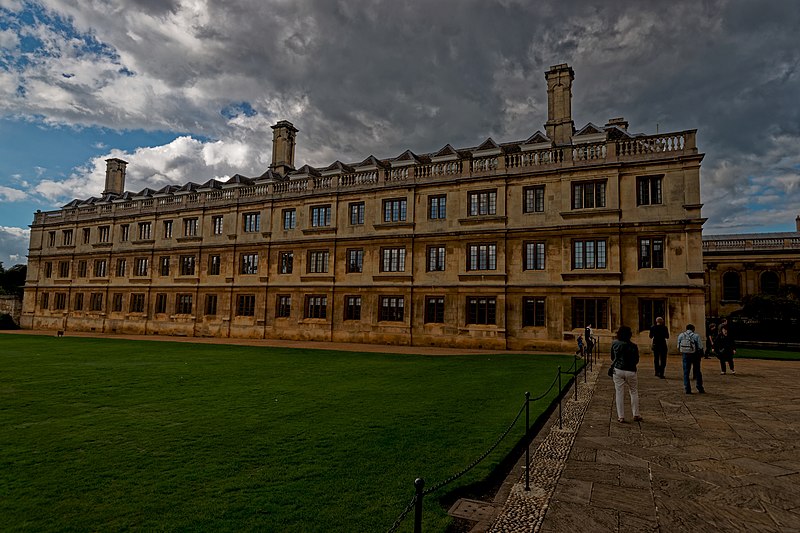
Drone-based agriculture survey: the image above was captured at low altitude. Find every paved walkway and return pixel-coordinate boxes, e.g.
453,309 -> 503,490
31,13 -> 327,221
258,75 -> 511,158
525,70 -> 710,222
492,355 -> 800,532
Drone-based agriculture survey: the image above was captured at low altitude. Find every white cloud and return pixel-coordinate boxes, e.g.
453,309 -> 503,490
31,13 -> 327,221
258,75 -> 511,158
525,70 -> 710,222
0,185 -> 28,201
0,28 -> 20,49
0,226 -> 30,266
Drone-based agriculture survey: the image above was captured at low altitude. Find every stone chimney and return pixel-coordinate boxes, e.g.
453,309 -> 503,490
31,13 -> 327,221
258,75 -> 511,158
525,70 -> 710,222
544,63 -> 575,146
270,120 -> 298,176
103,158 -> 127,195
605,117 -> 629,131
796,214 -> 800,232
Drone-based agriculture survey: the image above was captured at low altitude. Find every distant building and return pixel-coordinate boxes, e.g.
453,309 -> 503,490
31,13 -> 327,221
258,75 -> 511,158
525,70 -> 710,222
703,217 -> 800,318
22,64 -> 706,350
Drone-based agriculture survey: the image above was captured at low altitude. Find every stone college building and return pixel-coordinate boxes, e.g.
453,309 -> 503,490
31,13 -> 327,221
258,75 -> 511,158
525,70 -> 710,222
22,64 -> 706,350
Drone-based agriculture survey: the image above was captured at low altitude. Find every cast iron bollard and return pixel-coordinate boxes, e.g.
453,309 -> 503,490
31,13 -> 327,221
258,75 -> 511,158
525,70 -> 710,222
558,366 -> 562,429
524,391 -> 530,491
573,354 -> 579,401
414,478 -> 424,533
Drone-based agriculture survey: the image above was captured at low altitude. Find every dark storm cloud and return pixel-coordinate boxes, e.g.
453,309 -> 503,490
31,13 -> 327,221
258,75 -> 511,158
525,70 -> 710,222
7,0 -> 800,233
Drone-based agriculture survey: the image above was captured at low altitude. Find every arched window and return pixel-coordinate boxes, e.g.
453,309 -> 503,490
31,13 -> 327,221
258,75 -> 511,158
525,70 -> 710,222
760,271 -> 780,295
722,271 -> 740,301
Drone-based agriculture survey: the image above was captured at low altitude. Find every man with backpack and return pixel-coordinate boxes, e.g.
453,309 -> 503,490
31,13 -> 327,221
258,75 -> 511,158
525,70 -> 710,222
677,324 -> 705,394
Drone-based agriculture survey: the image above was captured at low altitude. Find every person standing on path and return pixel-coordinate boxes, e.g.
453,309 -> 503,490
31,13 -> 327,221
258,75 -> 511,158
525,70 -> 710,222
677,324 -> 705,394
584,324 -> 594,359
705,322 -> 717,359
611,325 -> 641,423
715,325 -> 736,374
649,316 -> 669,378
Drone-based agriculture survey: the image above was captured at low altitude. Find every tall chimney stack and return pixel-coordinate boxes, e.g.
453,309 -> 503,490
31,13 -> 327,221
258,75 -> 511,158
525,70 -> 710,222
796,214 -> 800,232
544,63 -> 575,146
103,158 -> 127,195
270,120 -> 298,176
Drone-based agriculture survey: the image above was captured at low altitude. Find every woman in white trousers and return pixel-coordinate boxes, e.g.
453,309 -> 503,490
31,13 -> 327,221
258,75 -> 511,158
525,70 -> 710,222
610,325 -> 641,423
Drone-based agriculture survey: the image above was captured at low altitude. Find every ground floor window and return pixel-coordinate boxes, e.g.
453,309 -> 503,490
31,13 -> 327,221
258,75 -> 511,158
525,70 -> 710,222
154,293 -> 167,314
89,293 -> 103,312
425,296 -> 445,323
237,294 -> 256,316
522,297 -> 545,327
572,298 -> 608,330
130,294 -> 145,313
176,294 -> 193,315
276,295 -> 291,318
467,296 -> 496,325
204,294 -> 217,316
112,293 -> 123,312
305,295 -> 327,319
639,299 -> 666,332
379,296 -> 404,321
73,292 -> 84,311
344,296 -> 362,320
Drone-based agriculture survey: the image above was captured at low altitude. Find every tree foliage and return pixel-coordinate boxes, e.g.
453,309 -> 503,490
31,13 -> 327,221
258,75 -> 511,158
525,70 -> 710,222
0,263 -> 27,297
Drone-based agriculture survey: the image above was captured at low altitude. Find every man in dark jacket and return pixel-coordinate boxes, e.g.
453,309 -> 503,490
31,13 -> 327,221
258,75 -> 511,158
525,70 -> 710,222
649,316 -> 669,378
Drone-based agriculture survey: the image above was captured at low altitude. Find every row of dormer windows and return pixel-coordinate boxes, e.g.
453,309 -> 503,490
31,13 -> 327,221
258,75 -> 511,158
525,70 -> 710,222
43,176 -> 665,247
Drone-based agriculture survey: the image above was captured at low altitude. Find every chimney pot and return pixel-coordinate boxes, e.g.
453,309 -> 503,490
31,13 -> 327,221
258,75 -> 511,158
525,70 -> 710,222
605,117 -> 629,131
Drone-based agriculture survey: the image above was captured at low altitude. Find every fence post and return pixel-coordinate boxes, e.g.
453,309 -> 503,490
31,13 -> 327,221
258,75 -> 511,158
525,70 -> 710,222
414,478 -> 424,533
584,355 -> 588,383
574,354 -> 579,401
558,366 -> 562,429
524,391 -> 530,491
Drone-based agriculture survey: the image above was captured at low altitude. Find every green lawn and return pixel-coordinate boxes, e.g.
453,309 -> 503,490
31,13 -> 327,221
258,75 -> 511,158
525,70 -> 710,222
0,335 -> 577,532
735,347 -> 800,360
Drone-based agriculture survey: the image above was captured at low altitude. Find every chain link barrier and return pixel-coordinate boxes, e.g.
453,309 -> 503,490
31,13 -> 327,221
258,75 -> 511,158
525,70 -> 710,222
385,358 -> 585,532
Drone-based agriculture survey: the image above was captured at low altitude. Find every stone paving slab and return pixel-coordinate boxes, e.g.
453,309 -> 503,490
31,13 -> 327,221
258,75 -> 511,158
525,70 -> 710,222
489,355 -> 800,532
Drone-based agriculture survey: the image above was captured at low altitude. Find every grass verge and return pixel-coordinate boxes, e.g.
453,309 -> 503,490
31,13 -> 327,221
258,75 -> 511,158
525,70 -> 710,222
735,347 -> 800,361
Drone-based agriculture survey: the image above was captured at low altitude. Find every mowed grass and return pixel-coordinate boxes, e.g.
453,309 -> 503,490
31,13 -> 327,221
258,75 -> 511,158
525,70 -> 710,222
0,335 -> 576,532
736,347 -> 800,361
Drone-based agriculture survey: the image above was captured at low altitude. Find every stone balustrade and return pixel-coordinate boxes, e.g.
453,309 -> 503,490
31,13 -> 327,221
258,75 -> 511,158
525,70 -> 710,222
703,236 -> 800,252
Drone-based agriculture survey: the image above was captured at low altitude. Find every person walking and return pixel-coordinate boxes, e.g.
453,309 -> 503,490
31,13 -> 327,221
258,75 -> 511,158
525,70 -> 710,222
705,322 -> 717,359
677,324 -> 705,394
715,325 -> 736,374
584,324 -> 594,359
610,325 -> 641,423
649,316 -> 669,378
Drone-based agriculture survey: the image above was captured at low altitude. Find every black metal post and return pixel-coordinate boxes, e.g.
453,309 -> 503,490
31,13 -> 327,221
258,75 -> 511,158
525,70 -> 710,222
584,355 -> 587,383
574,354 -> 579,401
414,478 -> 424,533
558,366 -> 562,429
525,391 -> 530,491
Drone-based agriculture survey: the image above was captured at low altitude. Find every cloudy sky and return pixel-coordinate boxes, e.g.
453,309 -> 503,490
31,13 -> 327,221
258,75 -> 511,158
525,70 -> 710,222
1,0 -> 799,266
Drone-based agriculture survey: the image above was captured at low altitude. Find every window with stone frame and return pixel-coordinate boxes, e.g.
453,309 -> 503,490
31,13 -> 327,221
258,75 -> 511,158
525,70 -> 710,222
44,262 -> 52,278
283,209 -> 296,230
347,249 -> 364,273
58,261 -> 70,278
349,202 -> 365,225
280,251 -> 294,274
638,237 -> 665,268
236,294 -> 256,316
89,293 -> 103,312
722,271 -> 741,301
344,296 -> 362,320
115,258 -> 127,277
41,292 -> 49,310
120,224 -> 129,242
208,255 -> 221,275
425,296 -> 445,323
135,258 -> 149,277
572,298 -> 608,329
523,242 -> 546,271
638,299 -> 666,332
241,253 -> 258,275
572,239 -> 607,269
180,255 -> 196,276
94,259 -> 107,277
138,221 -> 152,240
383,198 -> 407,222
523,185 -> 545,213
379,296 -> 404,321
467,243 -> 496,271
381,248 -> 406,272
427,246 -> 446,272
183,218 -> 198,237
73,293 -> 84,311
305,295 -> 327,319
242,212 -> 260,233
571,180 -> 606,209
98,226 -> 110,242
163,220 -> 173,238
522,297 -> 546,327
310,205 -> 331,227
62,229 -> 73,246
429,194 -> 447,219
276,295 -> 291,318
160,256 -> 170,276
129,293 -> 145,313
82,228 -> 91,244
466,296 -> 496,325
468,190 -> 497,216
212,216 -> 223,235
204,294 -> 218,316
154,293 -> 167,314
176,294 -> 193,314
54,292 -> 67,310
77,260 -> 87,277
636,175 -> 663,206
307,250 -> 329,273
112,293 -> 123,312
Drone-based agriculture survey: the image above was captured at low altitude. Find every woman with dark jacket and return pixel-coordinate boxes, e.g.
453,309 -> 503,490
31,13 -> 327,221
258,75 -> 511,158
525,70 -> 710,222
715,325 -> 736,374
611,325 -> 641,423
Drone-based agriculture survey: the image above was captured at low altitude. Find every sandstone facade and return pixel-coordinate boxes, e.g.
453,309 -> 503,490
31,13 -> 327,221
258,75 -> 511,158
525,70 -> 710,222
22,64 -> 706,350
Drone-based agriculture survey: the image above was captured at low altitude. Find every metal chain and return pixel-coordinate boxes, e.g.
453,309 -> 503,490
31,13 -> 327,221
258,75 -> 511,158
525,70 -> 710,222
386,494 -> 417,533
528,372 -> 560,402
422,400 -> 527,496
